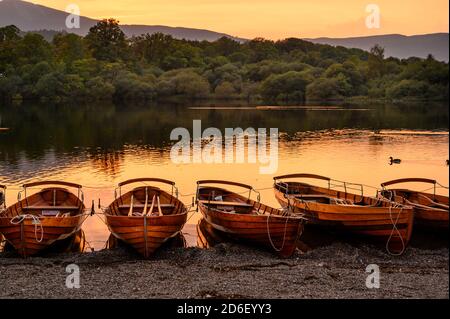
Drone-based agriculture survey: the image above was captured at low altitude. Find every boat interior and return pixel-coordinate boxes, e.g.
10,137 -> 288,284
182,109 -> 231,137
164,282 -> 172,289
380,178 -> 449,210
276,182 -> 400,208
381,189 -> 449,210
112,186 -> 182,217
1,187 -> 83,218
197,186 -> 280,216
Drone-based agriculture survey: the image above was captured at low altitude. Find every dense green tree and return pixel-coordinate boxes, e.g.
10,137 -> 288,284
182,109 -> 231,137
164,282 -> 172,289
0,26 -> 21,72
85,77 -> 115,100
0,23 -> 447,103
114,72 -> 156,101
204,63 -> 242,90
71,58 -> 101,79
85,19 -> 128,62
0,72 -> 22,101
324,62 -> 366,96
15,33 -> 52,65
215,81 -> 237,98
260,71 -> 310,102
131,33 -> 174,64
246,38 -> 278,62
157,69 -> 210,98
33,72 -> 66,99
368,44 -> 385,78
0,25 -> 21,42
386,80 -> 431,99
306,78 -> 342,101
53,33 -> 86,66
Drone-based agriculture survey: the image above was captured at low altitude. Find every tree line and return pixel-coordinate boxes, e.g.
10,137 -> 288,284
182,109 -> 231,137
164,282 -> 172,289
0,19 -> 448,104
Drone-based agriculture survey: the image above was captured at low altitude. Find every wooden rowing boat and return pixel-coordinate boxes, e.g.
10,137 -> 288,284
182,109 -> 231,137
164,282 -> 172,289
380,178 -> 449,230
196,180 -> 305,258
104,178 -> 188,258
273,174 -> 414,254
0,181 -> 86,257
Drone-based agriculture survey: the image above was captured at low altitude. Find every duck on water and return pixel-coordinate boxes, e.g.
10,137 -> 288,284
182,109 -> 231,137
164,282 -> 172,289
389,157 -> 402,165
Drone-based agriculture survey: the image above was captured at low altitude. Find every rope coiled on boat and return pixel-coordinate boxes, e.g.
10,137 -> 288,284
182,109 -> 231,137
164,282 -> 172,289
10,214 -> 44,243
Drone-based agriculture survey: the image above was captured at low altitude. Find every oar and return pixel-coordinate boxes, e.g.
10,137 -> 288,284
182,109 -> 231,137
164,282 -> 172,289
142,188 -> 149,216
145,195 -> 156,216
128,194 -> 134,216
156,196 -> 163,216
418,194 -> 449,210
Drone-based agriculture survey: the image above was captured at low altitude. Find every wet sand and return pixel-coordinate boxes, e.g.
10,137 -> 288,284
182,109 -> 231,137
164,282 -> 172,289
0,232 -> 448,299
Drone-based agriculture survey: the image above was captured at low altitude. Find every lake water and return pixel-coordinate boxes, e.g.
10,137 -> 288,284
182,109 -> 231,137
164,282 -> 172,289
0,101 -> 448,249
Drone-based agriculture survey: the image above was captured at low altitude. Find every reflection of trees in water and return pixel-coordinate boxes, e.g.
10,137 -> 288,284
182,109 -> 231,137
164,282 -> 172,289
0,101 -> 448,165
90,151 -> 125,177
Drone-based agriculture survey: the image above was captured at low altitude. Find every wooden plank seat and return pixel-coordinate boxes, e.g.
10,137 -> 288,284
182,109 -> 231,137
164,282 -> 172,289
119,204 -> 175,209
198,200 -> 253,207
294,195 -> 355,205
23,206 -> 80,210
294,194 -> 334,199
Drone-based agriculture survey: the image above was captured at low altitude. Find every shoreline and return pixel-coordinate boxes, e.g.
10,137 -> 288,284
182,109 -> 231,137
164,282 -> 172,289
0,233 -> 448,299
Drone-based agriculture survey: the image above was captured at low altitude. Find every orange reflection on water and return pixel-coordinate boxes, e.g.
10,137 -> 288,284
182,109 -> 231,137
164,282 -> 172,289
1,129 -> 448,249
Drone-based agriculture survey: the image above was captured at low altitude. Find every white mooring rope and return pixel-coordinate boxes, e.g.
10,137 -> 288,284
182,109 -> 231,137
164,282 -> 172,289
10,214 -> 44,243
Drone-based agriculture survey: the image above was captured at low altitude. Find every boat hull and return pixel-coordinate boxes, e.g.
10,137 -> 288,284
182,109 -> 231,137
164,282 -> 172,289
274,186 -> 414,254
0,215 -> 84,257
2,229 -> 86,254
415,209 -> 448,229
105,214 -> 187,258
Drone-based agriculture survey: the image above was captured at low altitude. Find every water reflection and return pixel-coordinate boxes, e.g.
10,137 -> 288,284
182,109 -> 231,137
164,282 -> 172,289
0,101 -> 448,250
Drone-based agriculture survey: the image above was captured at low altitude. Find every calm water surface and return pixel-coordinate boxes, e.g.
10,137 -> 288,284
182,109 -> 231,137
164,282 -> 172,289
0,102 -> 448,249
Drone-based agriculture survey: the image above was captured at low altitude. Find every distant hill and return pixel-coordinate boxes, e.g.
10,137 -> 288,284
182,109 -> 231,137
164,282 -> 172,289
1,0 -> 448,61
306,33 -> 449,62
0,0 -> 244,41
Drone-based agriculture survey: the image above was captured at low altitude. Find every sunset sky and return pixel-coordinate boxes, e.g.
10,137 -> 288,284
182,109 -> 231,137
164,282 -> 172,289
30,0 -> 449,39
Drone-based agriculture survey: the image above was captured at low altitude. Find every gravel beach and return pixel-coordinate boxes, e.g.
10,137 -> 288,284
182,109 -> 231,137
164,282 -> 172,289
0,230 -> 448,299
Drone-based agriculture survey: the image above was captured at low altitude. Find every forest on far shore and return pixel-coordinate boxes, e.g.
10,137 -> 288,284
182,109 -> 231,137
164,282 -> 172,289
0,19 -> 448,104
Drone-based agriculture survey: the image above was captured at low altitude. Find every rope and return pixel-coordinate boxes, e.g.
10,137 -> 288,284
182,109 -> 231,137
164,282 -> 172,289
436,182 -> 449,189
83,239 -> 111,252
93,211 -> 108,225
3,182 -> 445,193
83,240 -> 95,252
10,214 -> 44,243
184,205 -> 198,223
179,192 -> 197,198
266,211 -> 290,253
384,192 -> 406,256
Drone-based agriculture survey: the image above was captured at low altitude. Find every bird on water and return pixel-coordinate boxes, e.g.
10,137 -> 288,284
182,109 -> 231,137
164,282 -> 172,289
389,157 -> 402,165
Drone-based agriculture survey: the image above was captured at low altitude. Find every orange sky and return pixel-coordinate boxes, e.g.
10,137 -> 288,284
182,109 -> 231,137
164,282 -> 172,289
30,0 -> 449,39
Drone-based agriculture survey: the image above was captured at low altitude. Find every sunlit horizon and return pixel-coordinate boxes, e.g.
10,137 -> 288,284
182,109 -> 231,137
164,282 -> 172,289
19,0 -> 450,39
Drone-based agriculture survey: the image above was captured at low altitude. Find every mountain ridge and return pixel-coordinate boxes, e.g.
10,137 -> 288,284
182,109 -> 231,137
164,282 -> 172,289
306,33 -> 449,61
1,0 -> 448,60
0,0 -> 245,41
